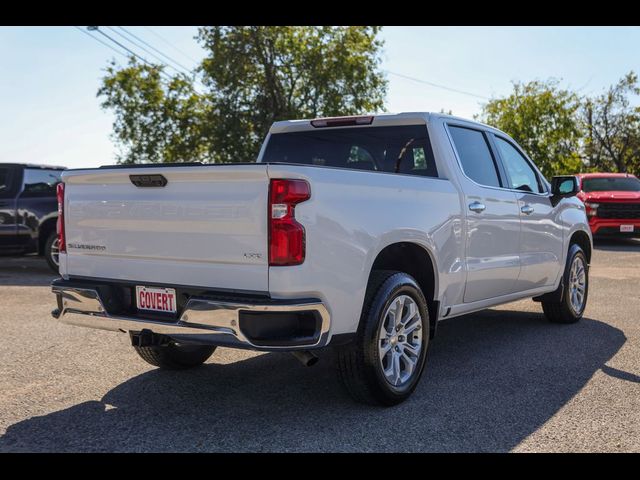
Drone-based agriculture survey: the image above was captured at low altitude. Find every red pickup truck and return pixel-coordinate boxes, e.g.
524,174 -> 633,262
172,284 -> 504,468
576,173 -> 640,237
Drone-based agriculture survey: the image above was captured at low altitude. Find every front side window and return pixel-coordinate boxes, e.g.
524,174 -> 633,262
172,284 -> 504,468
494,137 -> 544,194
22,169 -> 62,196
448,126 -> 501,188
262,125 -> 439,178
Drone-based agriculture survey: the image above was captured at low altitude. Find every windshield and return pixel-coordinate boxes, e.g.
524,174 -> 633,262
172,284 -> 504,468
262,125 -> 438,178
582,177 -> 640,192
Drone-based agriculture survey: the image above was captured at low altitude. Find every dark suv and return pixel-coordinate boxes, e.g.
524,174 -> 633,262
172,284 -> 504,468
0,163 -> 66,272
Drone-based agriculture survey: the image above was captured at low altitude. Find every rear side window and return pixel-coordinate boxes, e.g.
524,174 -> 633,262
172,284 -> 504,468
22,169 -> 62,196
262,125 -> 438,177
448,126 -> 501,188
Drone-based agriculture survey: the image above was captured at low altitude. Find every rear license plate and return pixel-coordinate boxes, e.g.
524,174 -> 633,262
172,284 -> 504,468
620,225 -> 635,233
136,286 -> 177,314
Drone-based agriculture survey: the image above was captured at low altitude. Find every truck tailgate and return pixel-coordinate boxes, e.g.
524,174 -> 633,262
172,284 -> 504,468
61,165 -> 269,292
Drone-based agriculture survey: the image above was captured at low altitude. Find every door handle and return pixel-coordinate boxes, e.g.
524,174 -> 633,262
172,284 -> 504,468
468,201 -> 486,213
521,205 -> 534,215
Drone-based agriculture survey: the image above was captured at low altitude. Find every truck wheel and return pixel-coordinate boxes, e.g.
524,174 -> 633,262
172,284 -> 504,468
44,231 -> 60,273
134,342 -> 216,369
542,243 -> 589,324
335,270 -> 430,406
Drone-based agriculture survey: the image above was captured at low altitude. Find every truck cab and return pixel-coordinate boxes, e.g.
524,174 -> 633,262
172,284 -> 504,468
0,163 -> 66,271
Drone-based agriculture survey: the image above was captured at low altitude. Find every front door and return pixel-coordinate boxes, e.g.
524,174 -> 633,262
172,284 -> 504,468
492,135 -> 564,289
447,125 -> 522,303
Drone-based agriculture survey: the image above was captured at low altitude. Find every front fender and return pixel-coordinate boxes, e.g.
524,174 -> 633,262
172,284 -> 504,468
556,196 -> 592,285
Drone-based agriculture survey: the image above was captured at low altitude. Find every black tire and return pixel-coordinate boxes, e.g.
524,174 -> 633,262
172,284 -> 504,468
43,231 -> 59,273
335,270 -> 430,406
134,342 -> 216,369
542,243 -> 589,324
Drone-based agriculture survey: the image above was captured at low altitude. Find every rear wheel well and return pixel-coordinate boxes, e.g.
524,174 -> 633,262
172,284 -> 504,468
369,242 -> 438,338
570,230 -> 591,263
38,218 -> 57,255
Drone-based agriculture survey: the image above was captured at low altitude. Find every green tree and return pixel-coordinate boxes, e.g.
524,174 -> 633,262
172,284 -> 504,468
478,79 -> 583,178
583,72 -> 640,174
98,26 -> 387,164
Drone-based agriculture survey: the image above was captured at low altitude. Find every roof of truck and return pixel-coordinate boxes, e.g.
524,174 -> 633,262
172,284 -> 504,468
269,111 -> 498,135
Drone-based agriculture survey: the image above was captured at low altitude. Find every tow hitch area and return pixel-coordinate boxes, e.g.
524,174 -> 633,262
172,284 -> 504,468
130,330 -> 170,347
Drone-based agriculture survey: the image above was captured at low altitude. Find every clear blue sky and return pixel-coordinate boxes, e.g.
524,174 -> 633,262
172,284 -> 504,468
1,26 -> 639,169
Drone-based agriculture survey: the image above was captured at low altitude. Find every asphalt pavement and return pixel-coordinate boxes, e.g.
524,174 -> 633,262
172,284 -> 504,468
0,239 -> 639,452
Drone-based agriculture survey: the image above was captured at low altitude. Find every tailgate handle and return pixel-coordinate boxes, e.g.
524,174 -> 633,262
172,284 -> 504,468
129,174 -> 168,187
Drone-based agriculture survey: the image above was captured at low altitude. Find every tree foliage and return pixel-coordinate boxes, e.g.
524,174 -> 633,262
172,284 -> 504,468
478,80 -> 583,178
583,72 -> 640,173
478,73 -> 640,177
99,26 -> 387,164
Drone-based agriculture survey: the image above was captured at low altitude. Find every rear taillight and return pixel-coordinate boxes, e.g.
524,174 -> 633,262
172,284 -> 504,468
56,182 -> 66,253
269,179 -> 311,266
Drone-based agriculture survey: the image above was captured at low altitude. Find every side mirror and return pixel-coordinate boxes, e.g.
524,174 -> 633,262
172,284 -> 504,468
551,175 -> 579,197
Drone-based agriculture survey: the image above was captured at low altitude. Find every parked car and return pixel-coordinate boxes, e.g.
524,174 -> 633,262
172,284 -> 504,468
0,163 -> 65,272
50,113 -> 592,405
576,173 -> 640,237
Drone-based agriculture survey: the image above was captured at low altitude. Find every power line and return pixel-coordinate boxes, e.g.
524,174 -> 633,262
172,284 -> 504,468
89,26 -> 155,69
75,26 -> 176,88
102,26 -> 187,77
142,26 -> 200,64
80,26 -> 205,96
73,26 -> 128,58
89,26 -> 182,86
117,27 -> 193,75
384,70 -> 490,100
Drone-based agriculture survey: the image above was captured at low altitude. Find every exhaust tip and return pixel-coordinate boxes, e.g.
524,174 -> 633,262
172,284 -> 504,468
291,350 -> 319,367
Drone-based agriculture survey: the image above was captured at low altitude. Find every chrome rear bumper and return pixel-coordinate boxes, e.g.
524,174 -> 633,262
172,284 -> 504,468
52,282 -> 330,351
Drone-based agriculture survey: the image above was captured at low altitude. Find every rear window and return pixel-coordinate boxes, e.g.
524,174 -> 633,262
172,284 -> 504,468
582,177 -> 640,192
262,125 -> 438,177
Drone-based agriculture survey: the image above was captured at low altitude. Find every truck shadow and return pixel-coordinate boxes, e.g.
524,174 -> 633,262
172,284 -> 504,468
0,309 -> 625,452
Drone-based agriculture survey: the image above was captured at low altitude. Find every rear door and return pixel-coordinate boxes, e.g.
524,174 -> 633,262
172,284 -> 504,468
491,135 -> 564,289
446,125 -> 522,303
0,166 -> 19,246
63,164 -> 270,292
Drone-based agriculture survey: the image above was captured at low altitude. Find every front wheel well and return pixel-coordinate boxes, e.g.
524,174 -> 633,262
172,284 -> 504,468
570,230 -> 591,263
369,242 -> 438,338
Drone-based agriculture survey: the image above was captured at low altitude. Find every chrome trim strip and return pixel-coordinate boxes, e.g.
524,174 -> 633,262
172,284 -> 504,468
52,286 -> 331,350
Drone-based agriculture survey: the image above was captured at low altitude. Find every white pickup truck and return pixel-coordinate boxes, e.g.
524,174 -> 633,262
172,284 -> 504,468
51,112 -> 592,405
